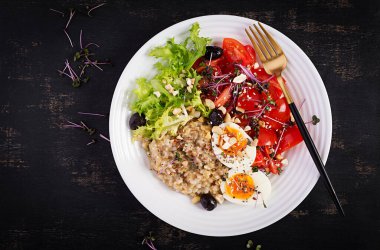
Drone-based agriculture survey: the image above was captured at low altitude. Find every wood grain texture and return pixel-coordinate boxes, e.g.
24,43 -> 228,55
0,0 -> 379,249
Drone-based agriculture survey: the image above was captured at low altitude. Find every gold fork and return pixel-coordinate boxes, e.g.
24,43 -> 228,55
246,23 -> 345,216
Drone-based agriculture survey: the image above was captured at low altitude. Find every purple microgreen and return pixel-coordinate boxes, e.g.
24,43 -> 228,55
99,133 -> 110,142
262,75 -> 274,83
235,64 -> 265,91
305,115 -> 320,125
79,29 -> 83,49
85,42 -> 100,48
49,8 -> 65,17
77,112 -> 106,117
65,9 -> 75,29
273,127 -> 286,157
142,232 -> 157,250
87,139 -> 96,146
299,98 -> 306,110
212,73 -> 231,79
262,115 -> 286,126
63,29 -> 74,47
87,3 -> 107,17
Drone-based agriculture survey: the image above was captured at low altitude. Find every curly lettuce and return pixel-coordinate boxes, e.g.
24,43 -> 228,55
131,23 -> 211,139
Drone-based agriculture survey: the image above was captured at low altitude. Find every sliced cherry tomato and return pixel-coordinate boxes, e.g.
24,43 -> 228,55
236,87 -> 262,111
223,38 -> 254,66
257,127 -> 278,146
195,65 -> 222,77
277,125 -> 303,154
214,86 -> 232,107
253,149 -> 266,167
192,57 -> 203,69
261,98 -> 291,130
245,45 -> 256,63
268,159 -> 281,174
267,79 -> 284,100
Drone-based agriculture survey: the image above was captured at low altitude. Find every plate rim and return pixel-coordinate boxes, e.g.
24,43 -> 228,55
109,14 -> 332,236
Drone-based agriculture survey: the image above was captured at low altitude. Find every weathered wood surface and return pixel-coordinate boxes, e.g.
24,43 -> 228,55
0,0 -> 379,249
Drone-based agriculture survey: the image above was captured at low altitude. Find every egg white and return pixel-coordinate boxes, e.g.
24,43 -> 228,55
211,122 -> 257,169
220,167 -> 272,206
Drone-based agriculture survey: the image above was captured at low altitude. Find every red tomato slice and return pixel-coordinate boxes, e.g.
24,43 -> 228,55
253,149 -> 266,167
277,125 -> 303,154
257,127 -> 278,146
223,38 -> 254,66
245,45 -> 256,63
236,87 -> 262,111
214,86 -> 232,107
261,98 -> 291,130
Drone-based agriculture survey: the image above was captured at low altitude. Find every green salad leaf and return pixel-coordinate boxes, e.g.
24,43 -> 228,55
131,23 -> 211,139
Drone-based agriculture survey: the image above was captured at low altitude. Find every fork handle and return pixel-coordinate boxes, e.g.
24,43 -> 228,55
276,76 -> 345,216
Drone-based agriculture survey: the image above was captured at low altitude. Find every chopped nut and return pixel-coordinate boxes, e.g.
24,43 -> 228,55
233,73 -> 247,83
214,194 -> 224,204
234,118 -> 241,124
204,99 -> 215,109
276,154 -> 284,160
229,137 -> 237,145
246,82 -> 253,86
281,159 -> 288,166
176,135 -> 183,140
235,106 -> 245,113
254,62 -> 259,69
172,108 -> 182,115
258,120 -> 265,127
165,84 -> 174,92
222,142 -> 232,150
191,196 -> 201,204
224,113 -> 232,122
153,91 -> 161,98
193,111 -> 201,118
172,90 -> 179,96
212,126 -> 224,135
218,106 -> 227,114
244,126 -> 251,131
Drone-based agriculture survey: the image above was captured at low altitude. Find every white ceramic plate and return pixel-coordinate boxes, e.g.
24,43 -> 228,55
110,15 -> 332,236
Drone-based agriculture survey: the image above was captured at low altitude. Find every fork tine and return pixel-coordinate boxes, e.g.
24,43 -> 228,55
245,28 -> 267,63
258,22 -> 283,55
248,26 -> 271,60
254,24 -> 276,57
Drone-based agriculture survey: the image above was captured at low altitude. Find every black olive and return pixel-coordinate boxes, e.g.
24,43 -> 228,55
204,46 -> 223,60
200,194 -> 217,211
209,109 -> 224,126
129,113 -> 146,130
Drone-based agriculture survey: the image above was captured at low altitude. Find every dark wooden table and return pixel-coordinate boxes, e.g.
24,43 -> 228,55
1,0 -> 379,249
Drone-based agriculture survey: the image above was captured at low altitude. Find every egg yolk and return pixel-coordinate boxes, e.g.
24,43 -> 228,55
225,173 -> 255,200
219,126 -> 248,156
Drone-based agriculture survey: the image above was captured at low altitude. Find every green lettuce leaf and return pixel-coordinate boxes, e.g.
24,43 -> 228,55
131,23 -> 211,139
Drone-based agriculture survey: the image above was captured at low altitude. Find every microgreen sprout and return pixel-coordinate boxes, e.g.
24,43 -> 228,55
77,112 -> 106,117
305,115 -> 320,125
99,133 -> 110,142
142,232 -> 157,250
49,8 -> 65,17
87,139 -> 96,146
87,3 -> 107,17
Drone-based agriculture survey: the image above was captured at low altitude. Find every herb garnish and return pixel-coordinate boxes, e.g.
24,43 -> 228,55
305,114 -> 320,125
246,240 -> 262,249
142,232 -> 157,250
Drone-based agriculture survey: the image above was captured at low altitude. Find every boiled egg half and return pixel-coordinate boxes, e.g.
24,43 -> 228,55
220,167 -> 272,206
211,122 -> 257,169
